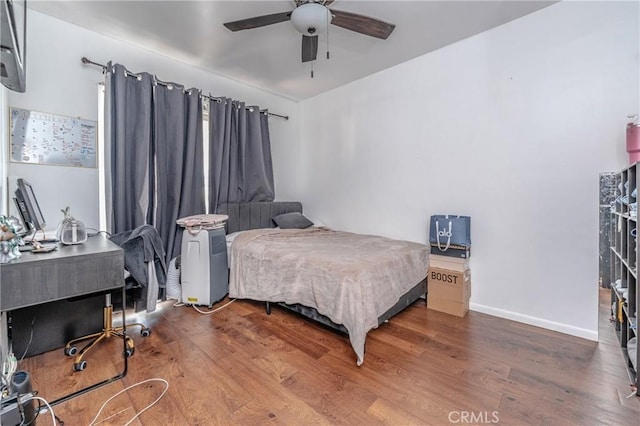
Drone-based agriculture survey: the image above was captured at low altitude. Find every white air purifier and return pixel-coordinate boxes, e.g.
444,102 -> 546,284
180,227 -> 228,307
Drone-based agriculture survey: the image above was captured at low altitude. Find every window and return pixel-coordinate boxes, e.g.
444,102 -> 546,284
97,86 -> 211,231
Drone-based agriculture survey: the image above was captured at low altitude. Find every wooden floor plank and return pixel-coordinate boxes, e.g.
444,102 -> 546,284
367,396 -> 427,425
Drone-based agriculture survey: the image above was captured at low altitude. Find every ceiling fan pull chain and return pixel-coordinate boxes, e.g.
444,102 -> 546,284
326,10 -> 330,60
311,61 -> 314,79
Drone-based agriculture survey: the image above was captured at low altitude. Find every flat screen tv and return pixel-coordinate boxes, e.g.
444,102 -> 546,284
14,178 -> 46,233
0,0 -> 27,92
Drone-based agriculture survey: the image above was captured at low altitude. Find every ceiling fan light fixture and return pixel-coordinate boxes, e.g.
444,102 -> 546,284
291,3 -> 330,36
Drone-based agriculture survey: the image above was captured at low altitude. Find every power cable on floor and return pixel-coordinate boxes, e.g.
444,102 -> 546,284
88,378 -> 169,426
192,298 -> 236,315
23,395 -> 56,426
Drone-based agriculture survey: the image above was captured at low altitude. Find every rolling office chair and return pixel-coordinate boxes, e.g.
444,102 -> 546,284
64,225 -> 167,372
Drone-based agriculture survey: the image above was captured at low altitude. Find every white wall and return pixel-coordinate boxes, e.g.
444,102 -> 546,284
298,2 -> 640,340
6,10 -> 300,231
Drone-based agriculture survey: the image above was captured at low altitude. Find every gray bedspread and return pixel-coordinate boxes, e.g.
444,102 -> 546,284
229,227 -> 428,365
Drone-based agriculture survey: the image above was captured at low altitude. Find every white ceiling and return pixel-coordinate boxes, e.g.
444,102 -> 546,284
29,1 -> 556,101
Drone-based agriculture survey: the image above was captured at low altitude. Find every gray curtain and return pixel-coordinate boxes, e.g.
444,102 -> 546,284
246,107 -> 275,202
109,63 -> 154,234
106,67 -> 275,261
154,84 -> 204,263
208,98 -> 274,212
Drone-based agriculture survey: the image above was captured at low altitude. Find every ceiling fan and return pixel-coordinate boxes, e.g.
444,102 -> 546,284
223,0 -> 395,63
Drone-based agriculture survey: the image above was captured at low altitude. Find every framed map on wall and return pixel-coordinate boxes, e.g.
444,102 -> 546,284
9,107 -> 97,168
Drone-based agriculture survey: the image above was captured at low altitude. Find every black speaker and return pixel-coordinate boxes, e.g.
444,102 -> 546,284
10,371 -> 34,424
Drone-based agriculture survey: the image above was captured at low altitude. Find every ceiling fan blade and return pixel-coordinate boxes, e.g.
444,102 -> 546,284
330,10 -> 395,40
301,35 -> 318,63
223,12 -> 292,32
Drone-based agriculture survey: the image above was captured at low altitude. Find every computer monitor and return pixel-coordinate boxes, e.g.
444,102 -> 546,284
14,178 -> 46,233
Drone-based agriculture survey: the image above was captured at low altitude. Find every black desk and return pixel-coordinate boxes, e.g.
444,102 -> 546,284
0,236 -> 127,405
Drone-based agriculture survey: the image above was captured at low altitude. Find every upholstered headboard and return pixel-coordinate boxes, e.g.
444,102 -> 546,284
217,202 -> 303,234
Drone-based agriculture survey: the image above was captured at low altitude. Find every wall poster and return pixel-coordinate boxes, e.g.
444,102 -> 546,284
9,107 -> 97,168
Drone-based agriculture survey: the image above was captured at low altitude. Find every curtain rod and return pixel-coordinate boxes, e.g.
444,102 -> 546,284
81,57 -> 289,120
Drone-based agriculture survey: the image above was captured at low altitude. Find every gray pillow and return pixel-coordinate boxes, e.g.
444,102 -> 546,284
272,212 -> 313,229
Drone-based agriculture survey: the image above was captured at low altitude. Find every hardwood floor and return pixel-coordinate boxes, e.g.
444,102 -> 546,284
20,288 -> 639,425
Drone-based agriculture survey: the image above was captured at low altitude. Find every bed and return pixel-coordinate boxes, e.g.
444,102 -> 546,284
220,202 -> 428,365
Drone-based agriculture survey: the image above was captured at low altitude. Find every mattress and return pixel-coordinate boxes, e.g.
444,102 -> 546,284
229,226 -> 428,365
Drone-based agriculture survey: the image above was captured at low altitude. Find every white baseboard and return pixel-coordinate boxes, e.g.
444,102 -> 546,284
469,302 -> 598,342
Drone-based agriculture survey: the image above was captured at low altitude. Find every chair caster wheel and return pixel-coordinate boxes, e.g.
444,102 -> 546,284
125,337 -> 135,357
141,328 -> 151,337
64,346 -> 78,356
73,361 -> 87,372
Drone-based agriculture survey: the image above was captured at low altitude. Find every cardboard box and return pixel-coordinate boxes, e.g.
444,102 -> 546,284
429,254 -> 470,272
427,267 -> 471,301
427,296 -> 470,317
